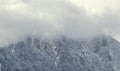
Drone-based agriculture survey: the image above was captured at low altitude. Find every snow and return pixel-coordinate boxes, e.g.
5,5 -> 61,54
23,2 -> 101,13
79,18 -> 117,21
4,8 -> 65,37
0,35 -> 120,71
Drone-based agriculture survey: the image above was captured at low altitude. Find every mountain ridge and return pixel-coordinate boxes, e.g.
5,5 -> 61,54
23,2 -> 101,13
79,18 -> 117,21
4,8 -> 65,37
0,35 -> 120,71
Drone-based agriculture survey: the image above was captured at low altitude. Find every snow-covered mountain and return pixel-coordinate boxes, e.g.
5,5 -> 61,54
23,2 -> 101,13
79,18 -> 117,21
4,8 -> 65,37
0,35 -> 120,71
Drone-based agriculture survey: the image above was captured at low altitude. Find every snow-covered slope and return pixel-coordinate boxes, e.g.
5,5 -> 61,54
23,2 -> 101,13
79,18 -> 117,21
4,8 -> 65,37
0,35 -> 120,71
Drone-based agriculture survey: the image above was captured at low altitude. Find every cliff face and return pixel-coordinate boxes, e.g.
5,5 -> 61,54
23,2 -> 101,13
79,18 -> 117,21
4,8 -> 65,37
0,35 -> 120,71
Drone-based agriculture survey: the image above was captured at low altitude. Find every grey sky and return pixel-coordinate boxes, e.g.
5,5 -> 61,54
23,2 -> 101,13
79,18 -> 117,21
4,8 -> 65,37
0,0 -> 120,46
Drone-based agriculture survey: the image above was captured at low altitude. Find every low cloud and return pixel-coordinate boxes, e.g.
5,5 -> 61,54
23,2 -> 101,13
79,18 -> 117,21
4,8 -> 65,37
0,0 -> 120,46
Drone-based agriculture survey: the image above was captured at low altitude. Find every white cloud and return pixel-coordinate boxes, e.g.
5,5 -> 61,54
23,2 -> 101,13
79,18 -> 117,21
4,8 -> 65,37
0,0 -> 120,46
69,0 -> 120,15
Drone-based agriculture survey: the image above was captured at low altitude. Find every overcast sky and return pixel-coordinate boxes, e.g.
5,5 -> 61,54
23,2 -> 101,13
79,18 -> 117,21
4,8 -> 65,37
0,0 -> 120,46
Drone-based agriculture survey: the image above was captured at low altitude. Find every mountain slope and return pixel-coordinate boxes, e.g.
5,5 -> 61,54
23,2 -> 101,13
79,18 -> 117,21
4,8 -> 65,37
0,35 -> 120,71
